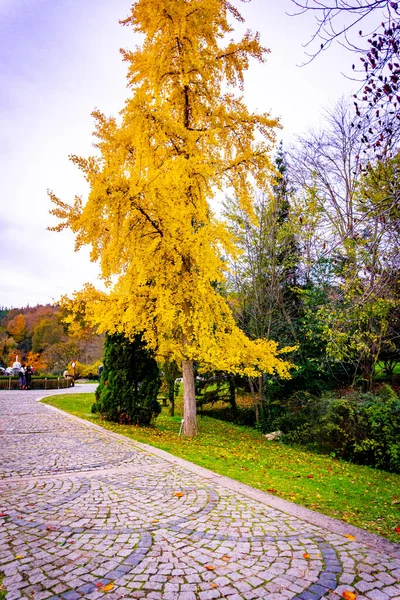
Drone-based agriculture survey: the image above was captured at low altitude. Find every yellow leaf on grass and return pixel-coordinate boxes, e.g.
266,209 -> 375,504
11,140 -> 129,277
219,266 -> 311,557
344,534 -> 356,541
102,583 -> 114,592
342,591 -> 356,600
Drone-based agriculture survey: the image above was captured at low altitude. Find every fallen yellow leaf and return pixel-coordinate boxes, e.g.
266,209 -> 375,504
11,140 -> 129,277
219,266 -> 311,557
205,565 -> 215,571
102,583 -> 114,592
174,492 -> 184,498
151,519 -> 159,523
303,553 -> 311,559
15,555 -> 24,559
342,591 -> 356,600
344,534 -> 356,541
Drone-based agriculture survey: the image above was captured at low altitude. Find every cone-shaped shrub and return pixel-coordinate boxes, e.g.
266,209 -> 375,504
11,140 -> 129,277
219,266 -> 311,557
93,333 -> 161,425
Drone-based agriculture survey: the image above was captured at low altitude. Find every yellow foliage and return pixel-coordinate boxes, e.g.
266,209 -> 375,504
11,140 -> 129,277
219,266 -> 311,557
67,360 -> 102,379
7,314 -> 26,344
51,0 -> 293,378
25,352 -> 48,374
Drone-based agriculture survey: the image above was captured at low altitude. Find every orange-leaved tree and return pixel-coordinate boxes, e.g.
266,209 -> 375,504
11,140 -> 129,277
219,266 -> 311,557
49,0 -> 294,437
25,351 -> 48,374
6,314 -> 27,344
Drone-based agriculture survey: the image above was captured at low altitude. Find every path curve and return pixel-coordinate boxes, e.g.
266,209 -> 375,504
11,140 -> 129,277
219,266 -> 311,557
0,388 -> 399,600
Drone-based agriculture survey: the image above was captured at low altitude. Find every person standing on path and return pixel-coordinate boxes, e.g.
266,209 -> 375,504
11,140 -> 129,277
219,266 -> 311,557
18,365 -> 26,390
25,365 -> 33,390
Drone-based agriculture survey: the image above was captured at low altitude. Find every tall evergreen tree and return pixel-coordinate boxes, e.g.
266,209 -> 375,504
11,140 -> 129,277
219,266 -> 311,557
223,146 -> 299,419
93,333 -> 161,425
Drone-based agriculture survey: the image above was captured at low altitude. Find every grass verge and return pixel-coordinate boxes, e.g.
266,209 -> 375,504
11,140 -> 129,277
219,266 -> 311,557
0,572 -> 6,600
42,392 -> 400,543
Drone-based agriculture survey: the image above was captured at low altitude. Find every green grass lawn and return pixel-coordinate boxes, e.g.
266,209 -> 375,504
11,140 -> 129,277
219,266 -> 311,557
0,572 -> 6,600
374,361 -> 400,379
42,392 -> 400,543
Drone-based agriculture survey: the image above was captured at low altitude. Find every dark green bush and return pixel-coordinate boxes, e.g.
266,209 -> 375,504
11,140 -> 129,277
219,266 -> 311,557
92,333 -> 161,425
258,390 -> 329,435
263,384 -> 400,473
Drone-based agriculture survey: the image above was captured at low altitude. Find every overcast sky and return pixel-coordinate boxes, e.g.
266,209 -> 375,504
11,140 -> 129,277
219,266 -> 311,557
0,0 -> 356,309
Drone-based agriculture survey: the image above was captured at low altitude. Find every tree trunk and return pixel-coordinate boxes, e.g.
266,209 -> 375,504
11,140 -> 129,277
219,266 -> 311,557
228,376 -> 237,419
258,374 -> 266,407
361,355 -> 373,392
249,377 -> 260,423
182,359 -> 197,437
168,380 -> 175,417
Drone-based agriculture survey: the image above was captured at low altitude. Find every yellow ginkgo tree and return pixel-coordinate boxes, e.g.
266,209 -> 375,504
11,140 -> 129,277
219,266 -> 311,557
49,0 -> 294,437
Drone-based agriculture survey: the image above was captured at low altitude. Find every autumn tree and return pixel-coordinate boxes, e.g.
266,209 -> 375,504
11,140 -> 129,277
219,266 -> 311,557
50,0 -> 293,437
32,317 -> 66,354
24,351 -> 48,374
291,0 -> 400,154
0,335 -> 16,367
223,149 -> 299,420
6,314 -> 27,344
290,99 -> 400,389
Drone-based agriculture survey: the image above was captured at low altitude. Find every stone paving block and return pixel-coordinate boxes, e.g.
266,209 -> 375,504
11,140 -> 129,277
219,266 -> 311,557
297,592 -> 319,600
377,573 -> 397,585
198,589 -> 221,599
356,580 -> 380,593
382,588 -> 400,599
339,573 -> 355,585
33,592 -> 54,600
366,590 -> 391,600
5,593 -> 24,600
52,584 -> 69,594
233,580 -> 252,593
61,592 -> 81,600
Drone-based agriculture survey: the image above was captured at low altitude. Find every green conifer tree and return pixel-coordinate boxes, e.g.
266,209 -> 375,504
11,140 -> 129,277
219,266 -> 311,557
93,333 -> 161,425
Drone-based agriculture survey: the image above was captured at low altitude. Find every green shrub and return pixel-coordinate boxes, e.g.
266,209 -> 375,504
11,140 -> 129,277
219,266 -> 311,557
352,392 -> 400,471
258,390 -> 329,435
92,333 -> 161,425
265,385 -> 400,473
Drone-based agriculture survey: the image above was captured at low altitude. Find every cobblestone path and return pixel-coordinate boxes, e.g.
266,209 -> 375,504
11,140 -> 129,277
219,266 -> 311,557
0,389 -> 399,600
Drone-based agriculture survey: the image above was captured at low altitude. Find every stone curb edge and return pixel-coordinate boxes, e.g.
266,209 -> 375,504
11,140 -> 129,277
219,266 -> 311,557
38,393 -> 400,559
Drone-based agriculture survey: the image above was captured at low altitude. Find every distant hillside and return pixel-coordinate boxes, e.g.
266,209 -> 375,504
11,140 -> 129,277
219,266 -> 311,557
0,304 -> 104,375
